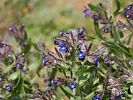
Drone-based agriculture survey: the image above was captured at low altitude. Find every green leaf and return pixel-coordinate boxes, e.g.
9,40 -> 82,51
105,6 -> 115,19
49,67 -> 57,79
127,77 -> 133,84
93,79 -> 99,86
116,43 -> 131,57
9,71 -> 19,80
21,38 -> 32,54
12,71 -> 24,95
60,85 -> 74,98
23,80 -> 32,93
75,62 -> 82,67
3,56 -> 14,66
94,20 -> 103,39
84,91 -> 94,99
29,59 -> 41,70
114,0 -> 121,16
125,60 -> 133,71
88,4 -> 100,12
129,48 -> 133,57
130,86 -> 133,94
98,64 -> 107,75
23,32 -> 28,40
103,42 -> 131,57
88,3 -> 108,19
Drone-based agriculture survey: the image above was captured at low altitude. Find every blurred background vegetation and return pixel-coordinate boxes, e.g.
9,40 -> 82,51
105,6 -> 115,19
0,0 -> 132,48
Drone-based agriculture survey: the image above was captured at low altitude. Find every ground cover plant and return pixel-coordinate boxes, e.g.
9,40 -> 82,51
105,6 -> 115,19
0,0 -> 133,100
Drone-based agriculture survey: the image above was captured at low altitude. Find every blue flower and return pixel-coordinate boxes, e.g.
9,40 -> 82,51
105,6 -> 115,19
103,27 -> 110,33
118,92 -> 125,97
6,85 -> 13,92
77,28 -> 85,39
68,81 -> 76,90
42,58 -> 48,65
94,58 -> 100,67
58,41 -> 66,47
54,37 -> 67,46
77,28 -> 84,35
54,37 -> 69,53
20,39 -> 28,47
124,4 -> 133,20
54,37 -> 58,45
42,52 -> 46,64
93,95 -> 101,100
51,79 -> 58,86
54,37 -> 64,46
59,46 -> 68,53
58,42 -> 68,53
16,63 -> 23,70
59,31 -> 64,36
42,52 -> 55,66
78,51 -> 85,61
42,52 -> 48,65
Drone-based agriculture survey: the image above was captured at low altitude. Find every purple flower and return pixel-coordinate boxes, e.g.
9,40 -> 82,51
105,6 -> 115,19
99,19 -> 108,24
78,51 -> 85,61
77,28 -> 85,39
118,92 -> 125,97
16,63 -> 23,70
93,95 -> 101,100
83,7 -> 91,17
42,58 -> 48,65
77,28 -> 84,35
19,24 -> 25,34
6,85 -> 13,92
68,81 -> 76,90
51,79 -> 58,85
0,41 -> 8,48
54,37 -> 58,45
59,45 -> 68,53
42,52 -> 48,65
58,41 -> 66,47
8,24 -> 25,38
94,58 -> 100,67
54,37 -> 66,46
116,21 -> 126,31
103,26 -> 110,33
8,24 -> 18,36
15,53 -> 25,70
91,13 -> 101,20
42,52 -> 55,66
124,4 -> 133,20
59,31 -> 64,36
55,41 -> 69,53
20,39 -> 28,47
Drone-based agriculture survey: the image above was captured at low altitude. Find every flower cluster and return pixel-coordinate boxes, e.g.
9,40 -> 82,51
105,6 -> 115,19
54,28 -> 86,54
8,24 -> 31,54
124,4 -> 133,20
0,1 -> 132,100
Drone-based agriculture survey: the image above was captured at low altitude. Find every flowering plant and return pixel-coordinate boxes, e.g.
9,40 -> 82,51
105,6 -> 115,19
0,0 -> 133,100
